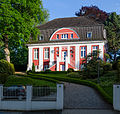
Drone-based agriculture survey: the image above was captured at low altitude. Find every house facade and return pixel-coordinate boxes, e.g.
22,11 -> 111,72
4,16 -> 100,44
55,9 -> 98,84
27,16 -> 107,71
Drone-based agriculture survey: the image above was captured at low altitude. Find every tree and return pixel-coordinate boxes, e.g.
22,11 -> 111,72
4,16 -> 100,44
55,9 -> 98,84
0,0 -> 48,62
75,5 -> 108,23
104,12 -> 120,61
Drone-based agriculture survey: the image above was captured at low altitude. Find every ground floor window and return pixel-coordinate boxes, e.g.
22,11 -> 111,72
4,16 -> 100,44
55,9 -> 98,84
44,64 -> 49,71
35,65 -> 39,70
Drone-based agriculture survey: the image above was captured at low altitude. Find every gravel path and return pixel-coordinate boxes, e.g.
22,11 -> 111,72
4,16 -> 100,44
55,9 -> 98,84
64,82 -> 113,109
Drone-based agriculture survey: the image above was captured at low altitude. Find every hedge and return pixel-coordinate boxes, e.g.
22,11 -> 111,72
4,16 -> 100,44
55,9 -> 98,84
29,73 -> 113,104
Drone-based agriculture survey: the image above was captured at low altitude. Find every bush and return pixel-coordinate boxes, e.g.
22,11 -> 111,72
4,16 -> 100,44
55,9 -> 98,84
26,70 -> 32,75
117,60 -> 120,81
103,63 -> 112,72
45,69 -> 51,73
67,72 -> 82,78
112,61 -> 118,70
0,59 -> 15,75
67,68 -> 74,73
0,73 -> 9,84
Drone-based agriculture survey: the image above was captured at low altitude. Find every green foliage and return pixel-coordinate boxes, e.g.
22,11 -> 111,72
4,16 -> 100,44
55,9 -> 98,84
32,63 -> 35,73
103,63 -> 112,72
67,72 -> 82,78
105,12 -> 120,61
117,60 -> 120,81
104,53 -> 110,61
0,73 -> 9,84
67,68 -> 74,73
0,59 -> 15,75
4,75 -> 56,87
45,69 -> 51,73
0,0 -> 49,62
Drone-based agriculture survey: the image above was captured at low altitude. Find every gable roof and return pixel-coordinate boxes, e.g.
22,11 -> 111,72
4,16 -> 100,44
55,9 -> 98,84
37,16 -> 103,30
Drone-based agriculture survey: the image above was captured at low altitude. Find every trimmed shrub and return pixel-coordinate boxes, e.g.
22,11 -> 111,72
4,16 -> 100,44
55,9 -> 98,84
0,59 -> 15,75
67,68 -> 74,73
32,63 -> 35,73
45,69 -> 51,73
103,63 -> 112,72
0,73 -> 9,84
67,72 -> 82,78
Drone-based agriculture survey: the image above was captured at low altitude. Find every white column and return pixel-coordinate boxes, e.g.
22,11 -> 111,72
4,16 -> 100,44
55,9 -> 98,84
27,47 -> 33,71
57,57 -> 59,71
99,44 -> 104,60
75,46 -> 79,70
59,46 -> 62,61
65,56 -> 68,71
87,44 -> 91,56
49,47 -> 54,68
39,47 -> 43,71
68,46 -> 70,64
26,85 -> 32,110
56,84 -> 64,110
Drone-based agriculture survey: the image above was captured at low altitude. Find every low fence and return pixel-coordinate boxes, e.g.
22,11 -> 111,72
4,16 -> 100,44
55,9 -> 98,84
0,84 -> 63,111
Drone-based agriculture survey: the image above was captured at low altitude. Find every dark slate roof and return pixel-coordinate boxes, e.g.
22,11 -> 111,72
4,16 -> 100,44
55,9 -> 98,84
37,16 -> 103,30
28,16 -> 106,44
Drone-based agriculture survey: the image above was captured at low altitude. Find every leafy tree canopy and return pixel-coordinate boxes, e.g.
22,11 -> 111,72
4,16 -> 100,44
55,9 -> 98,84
75,5 -> 108,22
0,0 -> 48,62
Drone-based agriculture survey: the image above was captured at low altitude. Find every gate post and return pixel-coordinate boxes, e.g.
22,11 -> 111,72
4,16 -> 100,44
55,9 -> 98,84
26,85 -> 32,110
0,85 -> 3,109
56,84 -> 64,110
113,84 -> 120,111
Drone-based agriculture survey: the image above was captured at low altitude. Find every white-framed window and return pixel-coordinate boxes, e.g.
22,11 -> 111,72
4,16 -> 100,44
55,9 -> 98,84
44,65 -> 49,71
44,48 -> 49,59
38,35 -> 44,40
87,32 -> 92,38
71,34 -> 73,39
56,34 -> 59,39
92,46 -> 98,56
81,47 -> 86,58
34,49 -> 38,60
61,34 -> 68,39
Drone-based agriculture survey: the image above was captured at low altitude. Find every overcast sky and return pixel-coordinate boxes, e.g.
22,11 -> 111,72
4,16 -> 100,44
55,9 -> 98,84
42,0 -> 120,21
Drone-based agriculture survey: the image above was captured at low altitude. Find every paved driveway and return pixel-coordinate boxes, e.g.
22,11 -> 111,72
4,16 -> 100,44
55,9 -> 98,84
64,82 -> 113,109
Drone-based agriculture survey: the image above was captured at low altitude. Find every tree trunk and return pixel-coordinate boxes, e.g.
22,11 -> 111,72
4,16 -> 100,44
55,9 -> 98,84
4,35 -> 10,63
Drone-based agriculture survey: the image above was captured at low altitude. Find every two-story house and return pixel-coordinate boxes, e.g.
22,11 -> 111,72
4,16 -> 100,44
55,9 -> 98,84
27,16 -> 107,71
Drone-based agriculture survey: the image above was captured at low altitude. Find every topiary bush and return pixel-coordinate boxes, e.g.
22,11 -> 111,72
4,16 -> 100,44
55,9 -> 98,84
0,59 -> 15,75
0,73 -> 9,84
67,72 -> 82,78
103,63 -> 112,72
45,69 -> 51,73
67,68 -> 74,73
32,63 -> 35,73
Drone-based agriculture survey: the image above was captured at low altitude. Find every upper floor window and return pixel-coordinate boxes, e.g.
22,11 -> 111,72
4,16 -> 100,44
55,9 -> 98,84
81,47 -> 86,58
71,34 -> 73,39
44,48 -> 49,59
34,49 -> 38,60
56,34 -> 59,39
87,32 -> 92,38
92,46 -> 99,56
61,34 -> 68,39
38,35 -> 44,41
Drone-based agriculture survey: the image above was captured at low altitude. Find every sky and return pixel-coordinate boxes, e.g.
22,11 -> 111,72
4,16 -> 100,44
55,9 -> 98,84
42,0 -> 120,21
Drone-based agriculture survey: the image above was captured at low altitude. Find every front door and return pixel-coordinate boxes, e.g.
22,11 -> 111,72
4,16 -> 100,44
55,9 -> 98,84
60,65 -> 65,71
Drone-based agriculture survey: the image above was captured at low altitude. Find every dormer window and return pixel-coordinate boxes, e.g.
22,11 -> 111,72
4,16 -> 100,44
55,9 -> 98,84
57,34 -> 59,39
38,35 -> 44,41
87,32 -> 92,38
61,34 -> 68,39
71,34 -> 73,39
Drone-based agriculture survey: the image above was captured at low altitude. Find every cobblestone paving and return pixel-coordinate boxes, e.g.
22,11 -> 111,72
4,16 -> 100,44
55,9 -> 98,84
64,82 -> 113,109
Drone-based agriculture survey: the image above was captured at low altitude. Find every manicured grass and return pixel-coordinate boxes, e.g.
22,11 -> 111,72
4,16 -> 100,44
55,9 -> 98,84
4,75 -> 56,87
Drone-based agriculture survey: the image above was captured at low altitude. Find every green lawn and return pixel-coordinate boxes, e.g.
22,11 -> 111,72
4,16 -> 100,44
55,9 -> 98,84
4,75 -> 56,87
30,71 -> 117,98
